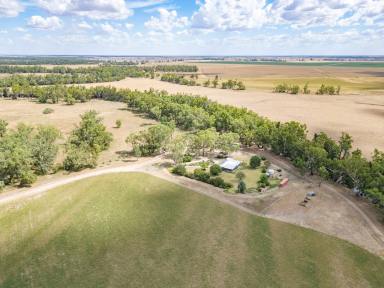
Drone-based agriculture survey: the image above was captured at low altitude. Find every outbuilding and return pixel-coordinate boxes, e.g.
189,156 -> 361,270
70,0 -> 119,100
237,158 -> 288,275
220,158 -> 241,172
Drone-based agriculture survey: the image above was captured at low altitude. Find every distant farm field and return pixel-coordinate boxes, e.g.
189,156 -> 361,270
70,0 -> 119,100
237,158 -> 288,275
0,173 -> 383,287
194,62 -> 384,93
198,61 -> 384,68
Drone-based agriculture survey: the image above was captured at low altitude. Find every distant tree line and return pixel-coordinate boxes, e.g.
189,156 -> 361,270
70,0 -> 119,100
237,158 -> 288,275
0,65 -> 149,87
149,65 -> 198,73
0,57 -> 96,65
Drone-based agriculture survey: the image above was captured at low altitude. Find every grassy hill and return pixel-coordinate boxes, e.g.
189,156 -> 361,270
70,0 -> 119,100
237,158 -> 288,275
0,173 -> 383,287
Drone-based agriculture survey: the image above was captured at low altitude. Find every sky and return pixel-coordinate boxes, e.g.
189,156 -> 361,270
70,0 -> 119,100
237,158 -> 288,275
0,0 -> 383,55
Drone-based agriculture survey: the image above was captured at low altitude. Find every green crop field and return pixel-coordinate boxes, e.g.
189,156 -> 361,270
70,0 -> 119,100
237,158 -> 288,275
0,173 -> 383,287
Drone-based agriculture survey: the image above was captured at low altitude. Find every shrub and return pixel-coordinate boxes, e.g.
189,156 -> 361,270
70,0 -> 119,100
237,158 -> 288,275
63,146 -> 97,171
258,174 -> 270,186
0,180 -> 5,191
115,119 -> 122,128
182,154 -> 193,163
19,170 -> 37,187
43,108 -> 54,114
208,177 -> 232,189
274,83 -> 288,93
303,83 -> 310,94
193,168 -> 210,182
237,180 -> 246,193
250,155 -> 261,169
261,167 -> 267,173
210,164 -> 222,176
289,85 -> 300,94
172,164 -> 186,176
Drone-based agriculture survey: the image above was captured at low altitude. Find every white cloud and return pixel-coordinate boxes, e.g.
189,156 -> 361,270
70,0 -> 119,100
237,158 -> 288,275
145,8 -> 189,32
35,0 -> 133,20
191,0 -> 268,31
27,16 -> 63,30
15,27 -> 26,32
100,23 -> 118,33
125,23 -> 134,30
0,0 -> 23,17
191,0 -> 384,31
78,21 -> 92,29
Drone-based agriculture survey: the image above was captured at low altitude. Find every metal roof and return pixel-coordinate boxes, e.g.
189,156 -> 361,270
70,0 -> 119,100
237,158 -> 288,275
220,158 -> 241,171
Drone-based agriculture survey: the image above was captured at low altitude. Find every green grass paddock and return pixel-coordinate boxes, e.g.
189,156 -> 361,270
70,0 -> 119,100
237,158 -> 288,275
0,173 -> 383,287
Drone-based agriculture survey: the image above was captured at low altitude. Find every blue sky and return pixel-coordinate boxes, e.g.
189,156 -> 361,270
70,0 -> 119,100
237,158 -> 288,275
0,0 -> 383,55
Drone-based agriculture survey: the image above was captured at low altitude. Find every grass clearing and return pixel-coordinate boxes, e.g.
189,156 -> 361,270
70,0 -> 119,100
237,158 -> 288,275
0,172 -> 383,287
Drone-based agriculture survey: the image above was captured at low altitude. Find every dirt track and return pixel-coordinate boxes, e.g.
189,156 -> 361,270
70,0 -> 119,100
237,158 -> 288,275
84,78 -> 384,157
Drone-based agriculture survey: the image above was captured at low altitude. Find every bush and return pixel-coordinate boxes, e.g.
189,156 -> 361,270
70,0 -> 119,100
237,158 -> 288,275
208,177 -> 232,189
274,83 -> 288,93
172,164 -> 186,176
237,180 -> 246,193
193,168 -> 210,183
199,161 -> 210,171
250,155 -> 261,169
182,154 -> 193,163
261,167 -> 267,173
63,146 -> 97,171
19,170 -> 37,187
42,108 -> 54,114
115,119 -> 122,128
210,164 -> 222,176
289,85 -> 300,94
0,180 -> 5,191
258,174 -> 270,187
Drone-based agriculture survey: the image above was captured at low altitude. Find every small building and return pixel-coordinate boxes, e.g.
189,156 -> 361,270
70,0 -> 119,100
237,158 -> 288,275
220,158 -> 241,172
266,169 -> 275,177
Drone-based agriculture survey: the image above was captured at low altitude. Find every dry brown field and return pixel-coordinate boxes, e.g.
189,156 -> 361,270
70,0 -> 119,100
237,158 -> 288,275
191,62 -> 384,93
84,77 -> 384,157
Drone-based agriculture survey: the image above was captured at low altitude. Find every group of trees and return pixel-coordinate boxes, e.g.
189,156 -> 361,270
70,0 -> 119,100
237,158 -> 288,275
203,76 -> 246,90
221,79 -> 246,90
316,84 -> 341,95
274,83 -> 340,95
0,110 -> 112,188
160,73 -> 198,86
274,83 -> 301,94
127,124 -> 240,162
0,122 -> 61,187
160,73 -> 246,90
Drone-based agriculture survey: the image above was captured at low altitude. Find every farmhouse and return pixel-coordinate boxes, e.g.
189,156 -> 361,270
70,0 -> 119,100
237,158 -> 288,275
220,158 -> 241,171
